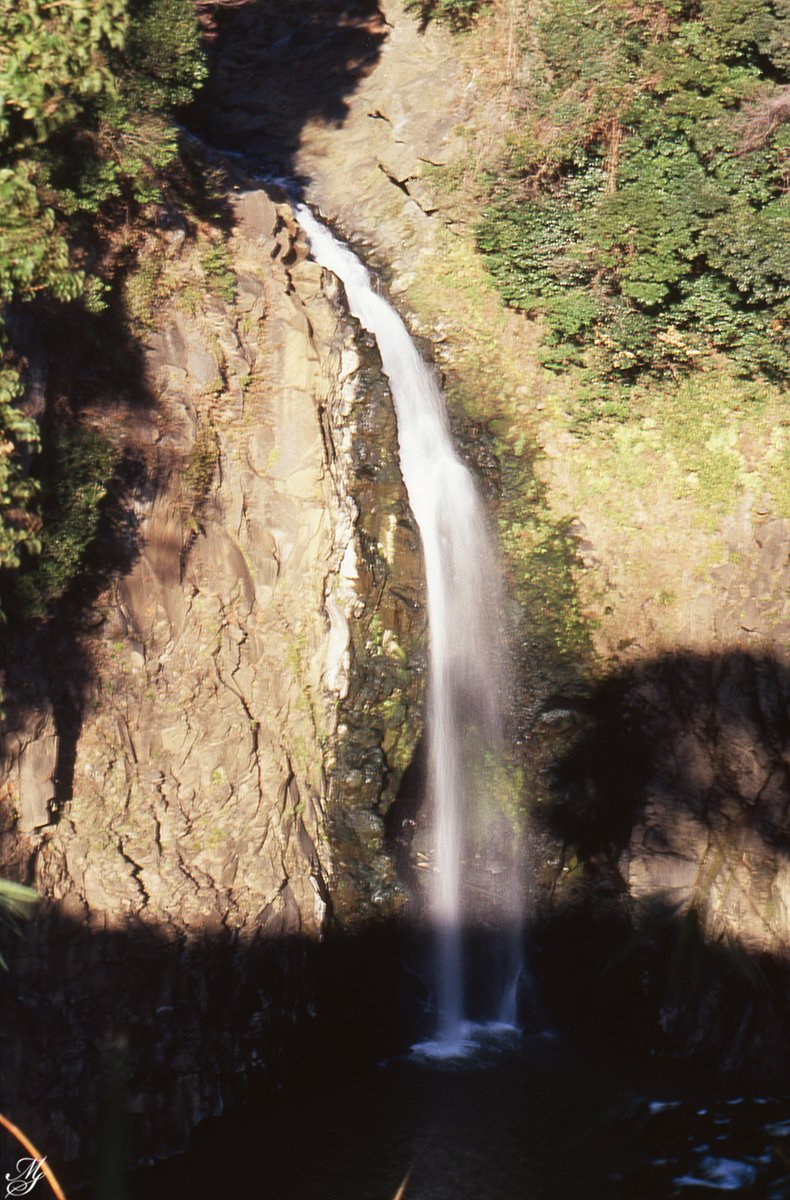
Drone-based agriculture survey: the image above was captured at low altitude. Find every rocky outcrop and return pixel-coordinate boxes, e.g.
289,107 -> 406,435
295,0 -> 472,261
0,183 -> 425,1165
5,710 -> 59,834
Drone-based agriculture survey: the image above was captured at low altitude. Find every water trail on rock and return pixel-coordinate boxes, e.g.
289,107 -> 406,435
294,204 -> 522,1050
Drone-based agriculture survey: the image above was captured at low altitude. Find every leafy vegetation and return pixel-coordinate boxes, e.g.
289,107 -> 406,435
0,877 -> 39,970
12,425 -> 118,617
477,0 -> 790,388
404,0 -> 491,30
0,0 -> 206,593
182,421 -> 218,519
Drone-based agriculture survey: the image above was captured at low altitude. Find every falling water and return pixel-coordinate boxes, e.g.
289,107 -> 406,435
295,205 -> 521,1049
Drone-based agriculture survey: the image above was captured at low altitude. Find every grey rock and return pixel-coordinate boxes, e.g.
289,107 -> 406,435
17,724 -> 58,832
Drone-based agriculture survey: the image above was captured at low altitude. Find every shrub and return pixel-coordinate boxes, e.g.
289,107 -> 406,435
13,425 -> 118,618
476,0 -> 790,385
404,0 -> 491,30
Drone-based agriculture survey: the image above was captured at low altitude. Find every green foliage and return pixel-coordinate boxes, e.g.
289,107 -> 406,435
0,877 -> 39,970
124,0 -> 207,110
13,425 -> 118,618
0,0 -> 206,586
0,356 -> 41,572
404,0 -> 491,30
199,240 -> 237,303
122,253 -> 168,328
182,422 -> 218,511
0,0 -> 127,300
0,0 -> 127,149
49,0 -> 207,215
0,165 -> 82,304
477,0 -> 790,386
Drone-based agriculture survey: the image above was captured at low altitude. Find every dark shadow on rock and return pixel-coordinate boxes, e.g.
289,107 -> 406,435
189,0 -> 388,188
533,648 -> 790,1086
6,901 -> 788,1199
0,293 -> 158,842
547,648 -> 790,863
384,733 -> 427,892
0,906 -> 453,1181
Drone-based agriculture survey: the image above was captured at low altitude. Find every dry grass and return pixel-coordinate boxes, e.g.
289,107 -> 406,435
739,86 -> 790,154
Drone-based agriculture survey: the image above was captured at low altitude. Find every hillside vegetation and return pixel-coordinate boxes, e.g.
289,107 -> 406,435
476,0 -> 789,395
0,0 -> 206,595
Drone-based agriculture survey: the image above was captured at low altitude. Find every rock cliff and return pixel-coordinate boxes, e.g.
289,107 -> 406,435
0,181 -> 425,1165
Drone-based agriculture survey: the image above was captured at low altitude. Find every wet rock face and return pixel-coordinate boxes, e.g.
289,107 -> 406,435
0,186 -> 425,1164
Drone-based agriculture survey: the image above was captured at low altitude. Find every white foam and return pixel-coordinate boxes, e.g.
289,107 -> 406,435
410,1020 -> 520,1063
675,1156 -> 757,1191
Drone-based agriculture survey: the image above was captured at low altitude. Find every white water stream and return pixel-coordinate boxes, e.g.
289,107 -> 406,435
295,205 -> 521,1049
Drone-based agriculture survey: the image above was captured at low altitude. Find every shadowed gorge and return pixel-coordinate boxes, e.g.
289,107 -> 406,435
1,286 -> 157,838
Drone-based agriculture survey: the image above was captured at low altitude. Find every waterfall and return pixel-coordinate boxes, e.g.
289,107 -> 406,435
295,205 -> 522,1050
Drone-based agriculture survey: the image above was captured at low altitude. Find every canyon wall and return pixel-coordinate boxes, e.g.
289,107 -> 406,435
0,183 -> 425,1165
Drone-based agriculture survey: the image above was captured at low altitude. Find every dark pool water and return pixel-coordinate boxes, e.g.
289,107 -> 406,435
76,1030 -> 790,1199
